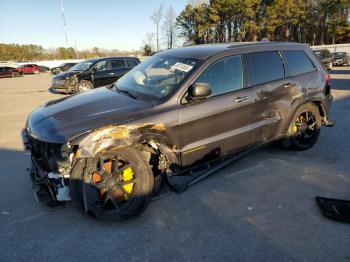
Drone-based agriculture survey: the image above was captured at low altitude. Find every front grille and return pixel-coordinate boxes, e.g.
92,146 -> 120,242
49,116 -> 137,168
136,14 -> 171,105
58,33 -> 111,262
29,136 -> 62,172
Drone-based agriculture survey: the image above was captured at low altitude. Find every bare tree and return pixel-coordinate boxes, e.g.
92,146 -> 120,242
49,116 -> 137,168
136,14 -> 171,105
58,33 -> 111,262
163,6 -> 177,49
150,4 -> 163,52
141,32 -> 155,55
144,32 -> 155,50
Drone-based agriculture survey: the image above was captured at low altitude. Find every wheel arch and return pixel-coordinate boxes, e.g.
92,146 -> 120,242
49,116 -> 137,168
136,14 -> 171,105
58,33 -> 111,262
282,99 -> 324,134
72,123 -> 180,169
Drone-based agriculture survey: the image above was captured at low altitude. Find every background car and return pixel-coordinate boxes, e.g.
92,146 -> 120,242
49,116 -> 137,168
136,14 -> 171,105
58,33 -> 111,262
39,65 -> 50,73
332,51 -> 349,66
51,57 -> 140,93
0,66 -> 23,78
51,62 -> 77,75
313,49 -> 333,70
18,64 -> 41,74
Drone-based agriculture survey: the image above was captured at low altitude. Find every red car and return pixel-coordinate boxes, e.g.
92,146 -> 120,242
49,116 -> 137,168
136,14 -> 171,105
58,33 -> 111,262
18,64 -> 41,74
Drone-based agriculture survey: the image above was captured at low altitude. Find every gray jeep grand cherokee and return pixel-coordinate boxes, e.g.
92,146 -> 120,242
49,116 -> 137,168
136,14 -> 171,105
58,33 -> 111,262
23,42 -> 334,220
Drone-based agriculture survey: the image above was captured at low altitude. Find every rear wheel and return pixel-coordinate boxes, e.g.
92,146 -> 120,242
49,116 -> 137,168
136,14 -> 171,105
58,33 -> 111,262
11,72 -> 19,77
282,103 -> 321,150
70,147 -> 154,220
78,80 -> 93,92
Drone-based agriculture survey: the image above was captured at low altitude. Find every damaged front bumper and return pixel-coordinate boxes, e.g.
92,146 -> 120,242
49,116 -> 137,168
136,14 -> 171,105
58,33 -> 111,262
51,74 -> 79,93
22,129 -> 72,203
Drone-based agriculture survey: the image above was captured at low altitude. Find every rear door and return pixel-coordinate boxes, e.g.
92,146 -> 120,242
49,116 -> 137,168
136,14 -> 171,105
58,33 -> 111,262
248,51 -> 300,143
109,59 -> 129,82
283,50 -> 320,101
5,67 -> 13,77
178,54 -> 255,167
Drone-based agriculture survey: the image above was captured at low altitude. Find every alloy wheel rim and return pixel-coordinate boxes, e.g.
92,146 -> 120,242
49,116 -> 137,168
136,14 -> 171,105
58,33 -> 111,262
89,154 -> 137,211
293,111 -> 317,146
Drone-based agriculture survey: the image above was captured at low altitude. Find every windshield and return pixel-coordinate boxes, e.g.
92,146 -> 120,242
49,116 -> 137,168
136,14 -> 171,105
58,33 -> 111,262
69,61 -> 93,71
334,52 -> 346,58
113,54 -> 199,101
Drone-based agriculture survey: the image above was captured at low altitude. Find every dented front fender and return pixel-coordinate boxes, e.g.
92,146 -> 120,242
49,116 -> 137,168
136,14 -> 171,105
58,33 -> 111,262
72,123 -> 167,158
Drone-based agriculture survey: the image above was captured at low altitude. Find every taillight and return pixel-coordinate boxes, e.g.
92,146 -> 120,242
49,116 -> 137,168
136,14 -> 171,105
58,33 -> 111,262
324,73 -> 331,95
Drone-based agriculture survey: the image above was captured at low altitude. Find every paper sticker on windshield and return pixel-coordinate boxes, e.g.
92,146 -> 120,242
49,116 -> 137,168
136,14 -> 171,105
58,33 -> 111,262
171,62 -> 193,72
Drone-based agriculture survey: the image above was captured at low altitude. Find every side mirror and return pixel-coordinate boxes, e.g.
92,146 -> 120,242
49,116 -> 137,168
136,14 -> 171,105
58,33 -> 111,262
188,82 -> 212,100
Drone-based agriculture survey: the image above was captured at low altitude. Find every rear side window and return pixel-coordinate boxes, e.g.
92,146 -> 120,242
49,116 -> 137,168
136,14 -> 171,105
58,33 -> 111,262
284,50 -> 315,76
111,60 -> 125,69
248,51 -> 284,86
127,59 -> 139,67
196,55 -> 243,96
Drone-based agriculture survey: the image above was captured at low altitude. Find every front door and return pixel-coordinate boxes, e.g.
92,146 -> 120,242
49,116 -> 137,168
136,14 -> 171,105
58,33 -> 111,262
92,60 -> 110,87
178,55 -> 255,167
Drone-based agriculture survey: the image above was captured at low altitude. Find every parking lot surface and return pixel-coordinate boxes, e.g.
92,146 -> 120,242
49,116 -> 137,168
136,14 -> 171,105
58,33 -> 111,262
0,69 -> 350,262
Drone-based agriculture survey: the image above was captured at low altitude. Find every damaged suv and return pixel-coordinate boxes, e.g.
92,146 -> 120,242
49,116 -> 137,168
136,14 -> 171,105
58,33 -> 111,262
51,57 -> 140,93
23,42 -> 334,220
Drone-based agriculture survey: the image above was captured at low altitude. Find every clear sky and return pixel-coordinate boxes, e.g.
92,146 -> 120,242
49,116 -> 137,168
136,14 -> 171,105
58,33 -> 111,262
0,0 -> 190,51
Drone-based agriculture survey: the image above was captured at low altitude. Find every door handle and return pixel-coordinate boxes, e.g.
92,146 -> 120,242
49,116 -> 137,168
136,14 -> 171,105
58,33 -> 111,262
109,72 -> 115,75
234,96 -> 249,103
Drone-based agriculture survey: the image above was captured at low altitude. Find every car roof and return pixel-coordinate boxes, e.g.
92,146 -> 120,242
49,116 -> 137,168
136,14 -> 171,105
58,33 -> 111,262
84,56 -> 139,63
160,42 -> 309,59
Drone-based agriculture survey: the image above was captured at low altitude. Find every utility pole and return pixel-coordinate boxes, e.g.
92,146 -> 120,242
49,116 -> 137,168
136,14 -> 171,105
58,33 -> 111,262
60,0 -> 69,48
74,38 -> 78,58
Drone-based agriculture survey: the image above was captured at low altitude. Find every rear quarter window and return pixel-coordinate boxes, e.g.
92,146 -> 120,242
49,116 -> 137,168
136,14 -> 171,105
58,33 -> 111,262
248,51 -> 285,86
127,59 -> 139,67
283,50 -> 316,76
111,60 -> 125,69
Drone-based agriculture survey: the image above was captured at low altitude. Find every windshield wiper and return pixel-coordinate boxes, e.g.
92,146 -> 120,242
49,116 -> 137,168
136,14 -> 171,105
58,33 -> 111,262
114,85 -> 138,100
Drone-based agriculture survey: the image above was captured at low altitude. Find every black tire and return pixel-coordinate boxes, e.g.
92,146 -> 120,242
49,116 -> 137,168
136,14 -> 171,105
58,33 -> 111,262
11,72 -> 19,78
77,80 -> 93,93
70,147 -> 154,220
282,103 -> 321,150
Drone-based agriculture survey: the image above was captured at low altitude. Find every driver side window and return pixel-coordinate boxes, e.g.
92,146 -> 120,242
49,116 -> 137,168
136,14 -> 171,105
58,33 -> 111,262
196,55 -> 243,96
93,60 -> 107,72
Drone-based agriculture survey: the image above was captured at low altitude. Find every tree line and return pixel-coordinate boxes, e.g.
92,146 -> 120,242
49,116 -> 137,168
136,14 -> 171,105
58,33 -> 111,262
176,0 -> 350,46
0,44 -> 139,62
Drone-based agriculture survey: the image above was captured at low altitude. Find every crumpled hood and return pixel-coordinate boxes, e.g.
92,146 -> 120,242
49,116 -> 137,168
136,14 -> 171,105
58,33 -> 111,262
27,87 -> 153,143
53,70 -> 80,80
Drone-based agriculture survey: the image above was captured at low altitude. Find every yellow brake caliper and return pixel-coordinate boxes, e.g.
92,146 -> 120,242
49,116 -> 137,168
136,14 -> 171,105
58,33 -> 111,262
121,167 -> 134,200
293,116 -> 299,135
293,124 -> 298,135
